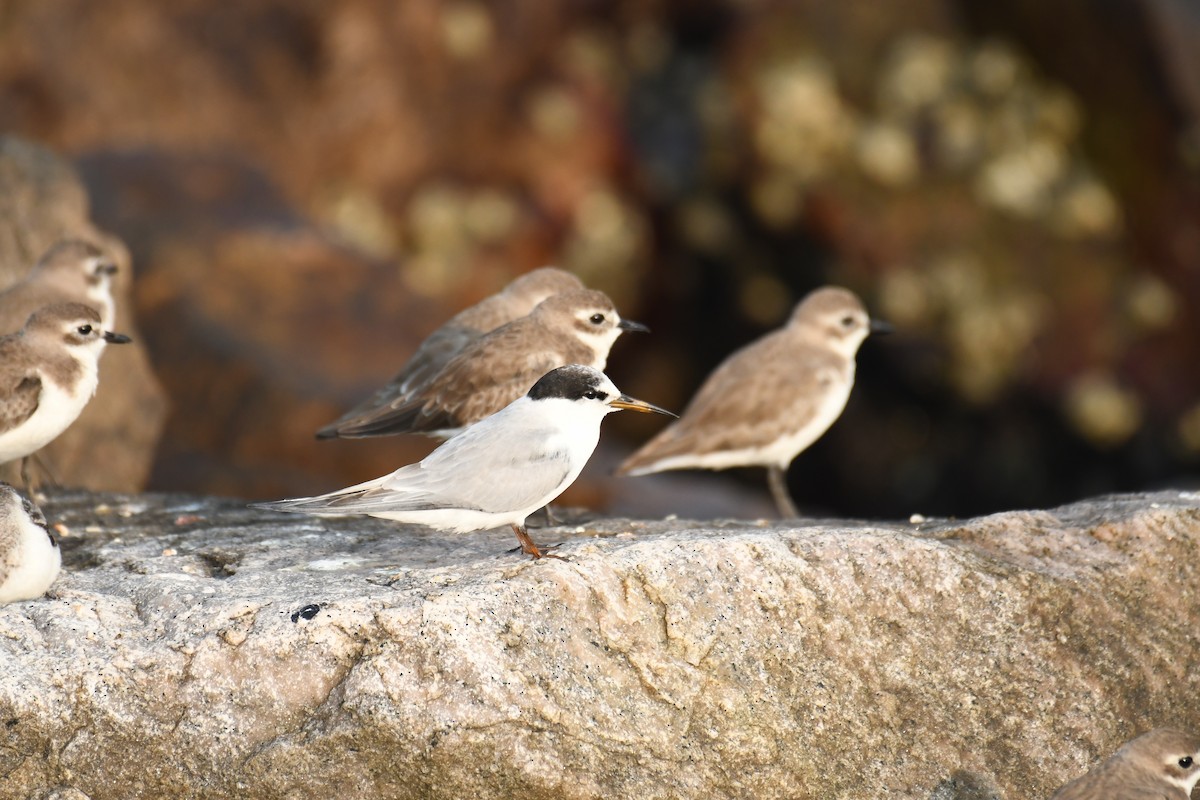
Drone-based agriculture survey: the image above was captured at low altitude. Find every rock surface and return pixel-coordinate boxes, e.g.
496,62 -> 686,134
1,490 -> 1198,799
0,136 -> 166,490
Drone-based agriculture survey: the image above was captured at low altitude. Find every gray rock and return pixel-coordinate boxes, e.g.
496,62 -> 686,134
1,490 -> 1199,799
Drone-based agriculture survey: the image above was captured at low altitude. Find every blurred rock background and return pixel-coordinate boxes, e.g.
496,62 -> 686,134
1,0 -> 1196,518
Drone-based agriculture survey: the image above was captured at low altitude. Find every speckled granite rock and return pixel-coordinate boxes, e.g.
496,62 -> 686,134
0,491 -> 1198,799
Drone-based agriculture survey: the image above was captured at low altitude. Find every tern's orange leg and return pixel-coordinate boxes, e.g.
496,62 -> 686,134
511,523 -> 567,560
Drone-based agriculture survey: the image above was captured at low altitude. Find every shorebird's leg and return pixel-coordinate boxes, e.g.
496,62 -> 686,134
767,465 -> 799,518
511,523 -> 567,560
18,452 -> 61,492
527,504 -> 560,528
18,456 -> 33,491
31,451 -> 60,489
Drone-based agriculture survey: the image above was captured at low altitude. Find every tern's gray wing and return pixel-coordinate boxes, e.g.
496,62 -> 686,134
0,375 -> 40,436
274,406 -> 572,516
316,324 -> 482,439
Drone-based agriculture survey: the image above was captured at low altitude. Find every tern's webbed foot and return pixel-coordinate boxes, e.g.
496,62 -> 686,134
510,524 -> 569,561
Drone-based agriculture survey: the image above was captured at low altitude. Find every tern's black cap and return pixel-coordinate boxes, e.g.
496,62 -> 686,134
527,365 -> 605,401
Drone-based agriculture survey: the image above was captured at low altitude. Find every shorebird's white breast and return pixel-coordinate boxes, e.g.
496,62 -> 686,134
756,364 -> 855,467
571,327 -> 622,371
86,283 -> 116,329
0,514 -> 60,603
0,355 -> 99,463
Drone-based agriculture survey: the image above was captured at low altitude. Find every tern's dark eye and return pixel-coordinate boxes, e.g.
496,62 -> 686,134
582,390 -> 608,401
76,324 -> 93,335
589,313 -> 605,324
1181,756 -> 1194,769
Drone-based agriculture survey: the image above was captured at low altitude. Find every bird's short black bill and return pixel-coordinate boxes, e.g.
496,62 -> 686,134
104,332 -> 133,344
610,394 -> 677,417
617,319 -> 650,333
869,319 -> 894,335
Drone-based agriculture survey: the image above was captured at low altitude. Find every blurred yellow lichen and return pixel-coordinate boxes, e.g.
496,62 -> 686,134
440,2 -> 493,60
969,40 -> 1022,98
407,182 -> 469,255
319,186 -> 399,259
1052,174 -> 1121,237
1124,274 -> 1178,331
878,267 -> 931,327
950,291 -> 1046,403
753,55 -> 855,182
561,28 -> 620,84
748,174 -> 803,229
1178,403 -> 1200,453
561,185 -> 647,307
976,138 -> 1066,216
401,182 -> 524,295
932,99 -> 985,170
856,121 -> 919,186
527,85 -> 583,142
1064,372 -> 1143,447
878,34 -> 956,116
739,272 -> 791,327
888,252 -> 1048,403
463,189 -> 520,244
1033,87 -> 1082,142
675,197 -> 737,255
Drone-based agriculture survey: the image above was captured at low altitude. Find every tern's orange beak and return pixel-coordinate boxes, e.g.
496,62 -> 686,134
609,394 -> 676,417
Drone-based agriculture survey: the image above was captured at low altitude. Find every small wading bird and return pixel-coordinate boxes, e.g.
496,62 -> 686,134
1049,728 -> 1200,800
617,286 -> 890,517
0,239 -> 119,333
320,288 -> 648,440
256,365 -> 674,559
0,483 -> 60,603
0,303 -> 132,476
317,267 -> 584,440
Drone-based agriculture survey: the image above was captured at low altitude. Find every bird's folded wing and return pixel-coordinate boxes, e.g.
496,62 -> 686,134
0,376 -> 41,436
317,325 -> 482,439
333,343 -> 555,437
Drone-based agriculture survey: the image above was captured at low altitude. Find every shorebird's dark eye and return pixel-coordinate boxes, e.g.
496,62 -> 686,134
840,315 -> 855,327
582,390 -> 607,401
1181,756 -> 1194,768
77,324 -> 93,335
590,313 -> 605,324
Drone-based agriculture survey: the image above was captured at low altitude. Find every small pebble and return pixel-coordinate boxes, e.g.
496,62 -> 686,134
221,628 -> 248,647
161,548 -> 177,557
909,513 -> 927,524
